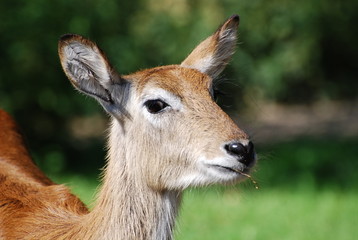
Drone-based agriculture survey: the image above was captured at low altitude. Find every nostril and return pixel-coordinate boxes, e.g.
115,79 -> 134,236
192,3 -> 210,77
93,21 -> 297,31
225,142 -> 246,156
225,141 -> 256,166
247,141 -> 255,158
247,141 -> 255,161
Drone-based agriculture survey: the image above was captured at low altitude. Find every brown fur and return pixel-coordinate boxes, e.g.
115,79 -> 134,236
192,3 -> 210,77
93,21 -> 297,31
0,110 -> 88,239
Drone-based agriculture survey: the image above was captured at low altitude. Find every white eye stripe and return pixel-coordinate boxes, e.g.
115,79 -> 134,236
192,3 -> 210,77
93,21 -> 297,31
141,88 -> 183,112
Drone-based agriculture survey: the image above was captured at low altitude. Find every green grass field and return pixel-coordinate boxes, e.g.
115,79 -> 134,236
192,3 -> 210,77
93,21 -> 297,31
51,137 -> 358,240
175,188 -> 357,240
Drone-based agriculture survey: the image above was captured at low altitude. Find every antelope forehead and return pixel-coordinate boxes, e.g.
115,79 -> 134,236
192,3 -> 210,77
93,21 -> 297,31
135,66 -> 214,107
139,65 -> 211,89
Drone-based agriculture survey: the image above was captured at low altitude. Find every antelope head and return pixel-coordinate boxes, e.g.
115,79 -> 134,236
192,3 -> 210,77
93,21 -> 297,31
58,15 -> 256,192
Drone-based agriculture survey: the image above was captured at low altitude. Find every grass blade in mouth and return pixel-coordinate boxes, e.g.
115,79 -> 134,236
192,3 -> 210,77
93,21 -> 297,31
232,169 -> 259,189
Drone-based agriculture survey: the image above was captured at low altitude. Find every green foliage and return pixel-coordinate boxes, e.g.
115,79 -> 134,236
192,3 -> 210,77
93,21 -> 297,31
257,137 -> 358,191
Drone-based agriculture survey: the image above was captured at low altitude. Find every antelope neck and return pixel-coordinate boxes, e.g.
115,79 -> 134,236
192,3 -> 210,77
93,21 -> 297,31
83,120 -> 182,240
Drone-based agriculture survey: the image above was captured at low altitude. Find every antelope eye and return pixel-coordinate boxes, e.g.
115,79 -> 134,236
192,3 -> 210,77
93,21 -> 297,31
144,99 -> 169,114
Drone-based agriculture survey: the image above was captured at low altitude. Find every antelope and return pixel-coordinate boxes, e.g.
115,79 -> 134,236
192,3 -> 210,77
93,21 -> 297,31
0,15 -> 256,240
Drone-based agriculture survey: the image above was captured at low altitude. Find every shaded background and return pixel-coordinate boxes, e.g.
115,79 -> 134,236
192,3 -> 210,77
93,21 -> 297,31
1,0 -> 357,239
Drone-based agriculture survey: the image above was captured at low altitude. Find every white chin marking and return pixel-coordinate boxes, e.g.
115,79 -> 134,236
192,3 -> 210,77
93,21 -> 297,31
175,156 -> 246,188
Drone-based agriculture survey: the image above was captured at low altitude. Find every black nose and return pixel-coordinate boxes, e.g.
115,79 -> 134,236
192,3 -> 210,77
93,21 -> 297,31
224,141 -> 255,166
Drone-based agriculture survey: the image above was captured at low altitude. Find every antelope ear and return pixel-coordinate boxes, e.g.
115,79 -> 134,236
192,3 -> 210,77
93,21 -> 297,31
181,15 -> 239,79
58,34 -> 130,118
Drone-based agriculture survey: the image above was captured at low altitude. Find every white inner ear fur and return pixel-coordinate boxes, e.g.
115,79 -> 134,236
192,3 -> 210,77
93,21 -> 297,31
182,56 -> 215,75
63,42 -> 111,86
180,20 -> 238,80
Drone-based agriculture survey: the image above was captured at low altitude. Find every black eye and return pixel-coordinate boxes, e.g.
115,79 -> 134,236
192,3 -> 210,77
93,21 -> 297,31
144,99 -> 169,114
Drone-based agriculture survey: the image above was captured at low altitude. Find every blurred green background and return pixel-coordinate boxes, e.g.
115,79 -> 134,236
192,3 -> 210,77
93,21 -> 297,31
0,0 -> 357,239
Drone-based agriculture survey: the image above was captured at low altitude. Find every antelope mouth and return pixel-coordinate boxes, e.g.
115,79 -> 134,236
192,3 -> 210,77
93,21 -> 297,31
212,165 -> 250,176
213,165 -> 259,189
